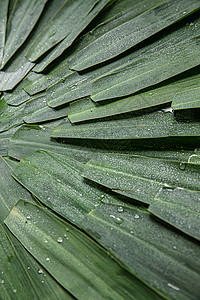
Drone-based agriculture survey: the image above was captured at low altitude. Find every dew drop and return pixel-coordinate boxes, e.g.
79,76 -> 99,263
44,240 -> 48,243
167,283 -> 180,291
46,257 -> 50,262
38,269 -> 43,274
13,289 -> 17,293
134,214 -> 140,219
117,206 -> 124,213
179,162 -> 186,170
1,280 -> 4,284
57,237 -> 63,243
26,215 -> 31,220
130,230 -> 134,234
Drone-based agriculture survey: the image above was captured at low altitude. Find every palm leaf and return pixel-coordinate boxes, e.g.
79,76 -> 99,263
0,0 -> 200,299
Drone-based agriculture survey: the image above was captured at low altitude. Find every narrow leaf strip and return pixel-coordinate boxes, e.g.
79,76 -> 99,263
25,0 -> 100,62
1,0 -> 47,69
8,124 -> 196,162
81,203 -> 200,300
51,110 -> 200,140
0,0 -> 9,63
69,73 -> 200,123
32,0 -> 112,72
5,200 -> 161,300
83,153 -> 200,203
0,225 -> 39,299
149,187 -> 200,241
11,149 -> 123,227
23,94 -> 68,124
69,0 -> 200,71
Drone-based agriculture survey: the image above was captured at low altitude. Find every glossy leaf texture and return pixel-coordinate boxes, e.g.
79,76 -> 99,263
0,0 -> 200,298
8,124 -> 197,163
0,156 -> 72,300
30,0 -> 112,73
25,0 -> 101,62
69,0 -> 200,71
0,0 -> 9,64
149,187 -> 200,241
0,0 -> 48,69
81,203 -> 200,300
51,110 -> 200,141
68,73 -> 200,123
5,200 -> 162,300
83,153 -> 200,203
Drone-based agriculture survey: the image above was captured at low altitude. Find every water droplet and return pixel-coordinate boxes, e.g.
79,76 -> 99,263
110,214 -> 123,224
1,280 -> 4,284
44,240 -> 48,243
162,107 -> 173,113
134,214 -> 140,219
26,215 -> 31,220
130,230 -> 134,234
41,280 -> 44,284
13,289 -> 17,293
57,237 -> 63,243
46,257 -> 50,262
179,162 -> 186,170
173,245 -> 177,250
117,206 -> 124,213
167,283 -> 180,291
163,184 -> 175,190
27,267 -> 30,270
38,269 -> 43,274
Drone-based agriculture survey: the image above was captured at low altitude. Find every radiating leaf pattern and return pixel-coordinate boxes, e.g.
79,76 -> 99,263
0,0 -> 200,299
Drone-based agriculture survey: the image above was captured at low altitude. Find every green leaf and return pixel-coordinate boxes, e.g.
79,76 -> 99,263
3,81 -> 32,106
0,50 -> 34,91
0,0 -> 9,64
0,225 -> 39,299
0,103 -> 25,133
8,124 -> 196,162
52,110 -> 200,141
0,0 -> 48,69
25,0 -> 100,62
23,67 -> 74,96
0,125 -> 20,156
31,0 -> 113,72
23,94 -> 68,124
172,75 -> 200,110
69,0 -> 200,71
11,149 -> 124,227
68,73 -> 200,122
0,157 -> 72,300
0,156 -> 35,223
81,203 -> 200,300
91,16 -> 200,101
83,153 -> 200,204
5,200 -> 161,300
149,187 -> 200,241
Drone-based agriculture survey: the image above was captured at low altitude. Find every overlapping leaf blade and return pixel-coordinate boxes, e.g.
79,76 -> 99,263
5,200 -> 161,300
149,187 -> 200,240
0,0 -> 48,69
0,0 -> 9,64
0,156 -> 71,300
69,0 -> 200,71
83,153 -> 200,203
81,203 -> 200,300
